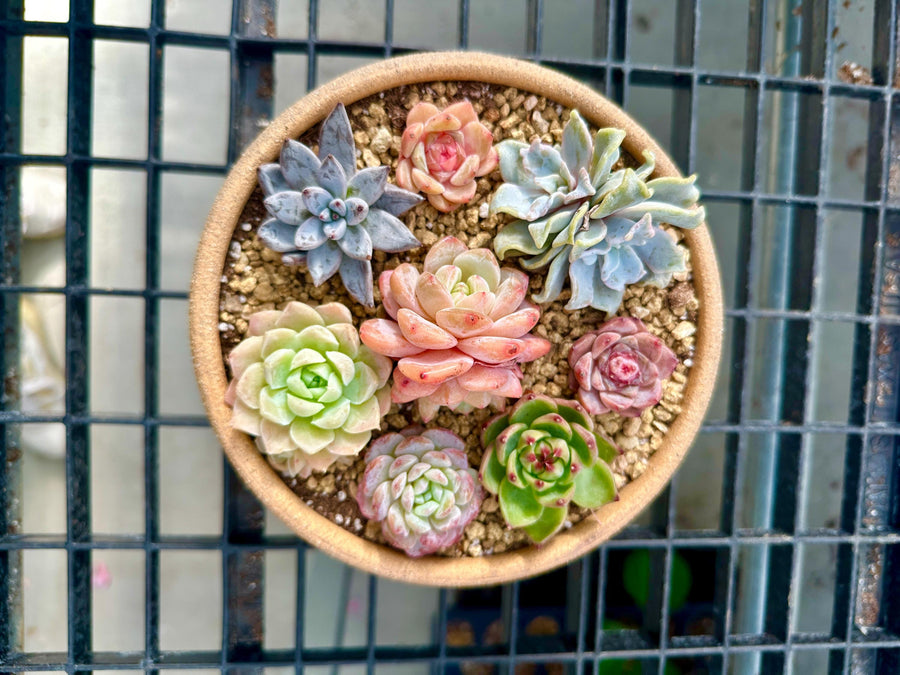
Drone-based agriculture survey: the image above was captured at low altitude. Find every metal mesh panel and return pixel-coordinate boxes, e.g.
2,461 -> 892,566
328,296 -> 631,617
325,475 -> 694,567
0,0 -> 898,673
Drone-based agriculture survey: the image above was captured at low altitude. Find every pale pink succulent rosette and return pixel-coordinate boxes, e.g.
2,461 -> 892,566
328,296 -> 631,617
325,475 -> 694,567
360,236 -> 551,422
568,317 -> 678,418
357,428 -> 482,557
395,100 -> 499,213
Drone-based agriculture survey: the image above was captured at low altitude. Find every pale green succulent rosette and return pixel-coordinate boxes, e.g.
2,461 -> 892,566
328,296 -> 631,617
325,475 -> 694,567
224,301 -> 392,478
490,110 -> 706,314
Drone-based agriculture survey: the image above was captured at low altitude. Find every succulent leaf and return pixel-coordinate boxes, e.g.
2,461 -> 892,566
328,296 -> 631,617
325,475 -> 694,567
522,506 -> 568,542
258,219 -> 301,253
256,103 -> 422,305
360,237 -> 550,421
358,430 -> 483,557
490,111 -> 705,313
279,139 -> 321,190
318,103 -> 356,176
481,395 -> 618,544
225,301 -> 391,478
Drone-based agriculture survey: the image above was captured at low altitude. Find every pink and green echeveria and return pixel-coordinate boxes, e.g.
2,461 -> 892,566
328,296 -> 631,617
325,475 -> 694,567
357,428 -> 482,557
225,301 -> 392,478
480,393 -> 618,543
359,236 -> 551,422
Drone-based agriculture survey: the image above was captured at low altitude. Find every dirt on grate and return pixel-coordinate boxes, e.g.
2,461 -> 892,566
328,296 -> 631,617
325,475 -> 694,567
217,81 -> 699,557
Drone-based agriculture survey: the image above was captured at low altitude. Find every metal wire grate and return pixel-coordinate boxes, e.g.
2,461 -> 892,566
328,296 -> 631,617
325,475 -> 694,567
1,0 -> 899,673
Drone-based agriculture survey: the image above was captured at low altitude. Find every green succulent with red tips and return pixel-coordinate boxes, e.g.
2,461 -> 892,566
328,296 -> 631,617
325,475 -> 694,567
479,393 -> 619,543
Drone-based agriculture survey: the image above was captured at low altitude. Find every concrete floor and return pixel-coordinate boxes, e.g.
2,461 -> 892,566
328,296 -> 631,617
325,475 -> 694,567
16,0 -> 875,668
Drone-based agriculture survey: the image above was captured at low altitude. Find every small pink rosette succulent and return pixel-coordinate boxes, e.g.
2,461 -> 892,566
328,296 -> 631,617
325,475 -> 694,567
360,236 -> 551,422
396,100 -> 499,213
357,428 -> 482,557
568,317 -> 678,417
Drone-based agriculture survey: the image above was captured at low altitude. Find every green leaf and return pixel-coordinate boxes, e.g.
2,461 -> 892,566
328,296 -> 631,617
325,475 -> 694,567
311,398 -> 351,429
531,247 -> 570,304
325,350 -> 355,385
286,394 -> 324,418
617,202 -> 705,230
495,422 -> 528,464
289,418 -> 335,454
572,460 -> 617,509
489,183 -> 545,220
569,423 -> 599,467
527,205 -> 574,250
509,395 -> 557,426
297,324 -> 341,351
589,128 -> 626,188
522,506 -> 567,543
342,362 -> 378,404
499,480 -> 543,528
534,481 -> 576,508
258,387 -> 293,425
481,413 -> 510,446
235,362 -> 266,409
595,430 -> 618,464
646,175 -> 700,207
342,396 -> 382,434
263,348 -> 296,390
261,328 -> 301,358
590,169 -> 652,221
554,399 -> 593,430
560,110 -> 592,174
479,444 -> 506,495
493,219 -> 544,259
529,412 -> 573,440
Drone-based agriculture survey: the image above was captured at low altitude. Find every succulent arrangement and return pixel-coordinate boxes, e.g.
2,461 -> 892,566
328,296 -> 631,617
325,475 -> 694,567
225,301 -> 391,477
480,394 -> 618,543
491,111 -> 705,313
360,236 -> 551,421
357,428 -> 482,557
256,103 -> 423,306
222,97 -> 705,559
396,101 -> 499,213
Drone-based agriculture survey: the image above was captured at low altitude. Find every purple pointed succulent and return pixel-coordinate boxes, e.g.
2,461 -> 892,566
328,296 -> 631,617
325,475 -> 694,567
357,428 -> 482,557
568,316 -> 678,417
256,103 -> 424,306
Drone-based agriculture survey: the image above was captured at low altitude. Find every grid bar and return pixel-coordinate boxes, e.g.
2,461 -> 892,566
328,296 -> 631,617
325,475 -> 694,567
0,0 -> 24,662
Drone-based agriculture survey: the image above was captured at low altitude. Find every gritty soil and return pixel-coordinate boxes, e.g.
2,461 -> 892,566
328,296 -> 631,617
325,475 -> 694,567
217,81 -> 700,557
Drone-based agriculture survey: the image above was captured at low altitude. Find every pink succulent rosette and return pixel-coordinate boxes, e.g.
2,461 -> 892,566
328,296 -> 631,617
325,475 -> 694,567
357,428 -> 482,557
568,317 -> 678,417
395,100 -> 499,213
360,236 -> 551,422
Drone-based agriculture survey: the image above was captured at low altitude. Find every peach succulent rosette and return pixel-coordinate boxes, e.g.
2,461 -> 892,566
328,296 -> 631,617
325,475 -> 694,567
396,100 -> 499,213
360,236 -> 551,421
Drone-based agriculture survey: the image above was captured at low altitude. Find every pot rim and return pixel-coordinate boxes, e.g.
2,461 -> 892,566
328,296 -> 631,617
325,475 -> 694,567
189,51 -> 724,587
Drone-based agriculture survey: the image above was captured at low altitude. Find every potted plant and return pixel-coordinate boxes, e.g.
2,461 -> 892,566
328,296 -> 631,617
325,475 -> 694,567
189,52 -> 723,586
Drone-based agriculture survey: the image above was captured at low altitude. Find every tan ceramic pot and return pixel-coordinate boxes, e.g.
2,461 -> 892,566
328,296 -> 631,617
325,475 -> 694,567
189,52 -> 724,587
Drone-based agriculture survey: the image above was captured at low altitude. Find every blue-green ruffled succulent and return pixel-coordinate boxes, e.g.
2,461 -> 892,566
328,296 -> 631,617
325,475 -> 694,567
257,103 -> 424,306
490,111 -> 706,313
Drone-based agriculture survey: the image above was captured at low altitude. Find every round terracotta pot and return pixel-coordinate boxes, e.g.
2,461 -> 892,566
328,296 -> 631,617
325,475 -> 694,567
189,51 -> 724,587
